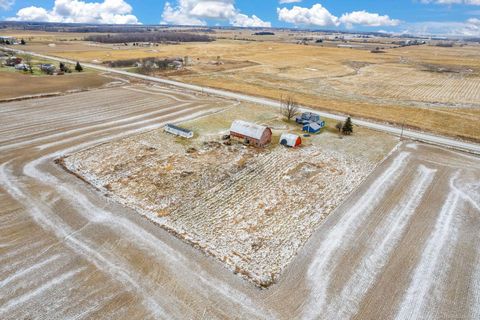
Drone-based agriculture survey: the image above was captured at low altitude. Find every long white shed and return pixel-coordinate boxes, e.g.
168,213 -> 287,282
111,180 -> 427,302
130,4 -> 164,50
164,124 -> 194,139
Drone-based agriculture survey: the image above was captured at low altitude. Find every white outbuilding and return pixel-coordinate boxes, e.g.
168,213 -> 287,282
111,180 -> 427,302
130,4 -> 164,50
164,124 -> 194,139
279,133 -> 302,148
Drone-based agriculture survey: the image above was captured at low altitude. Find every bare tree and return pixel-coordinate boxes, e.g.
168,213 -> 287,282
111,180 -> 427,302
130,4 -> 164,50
335,121 -> 343,132
24,55 -> 33,73
280,95 -> 300,122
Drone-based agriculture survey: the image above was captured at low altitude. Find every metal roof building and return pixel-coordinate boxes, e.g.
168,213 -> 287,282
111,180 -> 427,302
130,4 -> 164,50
164,124 -> 194,139
303,122 -> 324,134
280,133 -> 302,148
0,36 -> 16,44
230,120 -> 272,147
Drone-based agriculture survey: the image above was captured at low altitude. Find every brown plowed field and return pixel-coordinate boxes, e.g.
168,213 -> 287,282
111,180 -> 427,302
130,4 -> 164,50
0,85 -> 479,319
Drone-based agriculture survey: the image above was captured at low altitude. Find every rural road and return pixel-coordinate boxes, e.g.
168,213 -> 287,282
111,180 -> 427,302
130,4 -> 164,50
3,46 -> 480,155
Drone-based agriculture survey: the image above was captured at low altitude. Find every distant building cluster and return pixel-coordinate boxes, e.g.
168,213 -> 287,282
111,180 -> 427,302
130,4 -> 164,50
0,36 -> 17,45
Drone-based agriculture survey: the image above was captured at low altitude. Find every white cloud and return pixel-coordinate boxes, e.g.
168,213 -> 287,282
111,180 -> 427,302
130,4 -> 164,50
468,17 -> 480,24
279,0 -> 302,4
421,0 -> 480,5
162,1 -> 206,25
9,0 -> 140,24
277,4 -> 339,27
402,18 -> 480,36
339,11 -> 400,28
277,4 -> 399,28
0,0 -> 14,10
231,13 -> 271,27
161,0 -> 271,27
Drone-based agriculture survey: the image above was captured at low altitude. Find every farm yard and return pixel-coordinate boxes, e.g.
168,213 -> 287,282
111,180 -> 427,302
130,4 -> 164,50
9,33 -> 480,141
61,103 -> 397,286
0,79 -> 478,318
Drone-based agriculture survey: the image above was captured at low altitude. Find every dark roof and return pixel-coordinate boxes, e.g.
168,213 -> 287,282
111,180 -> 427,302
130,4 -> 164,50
165,123 -> 192,134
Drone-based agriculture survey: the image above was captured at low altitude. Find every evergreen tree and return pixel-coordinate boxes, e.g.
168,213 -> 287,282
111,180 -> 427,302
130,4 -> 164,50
342,117 -> 353,135
75,61 -> 83,72
20,39 -> 26,45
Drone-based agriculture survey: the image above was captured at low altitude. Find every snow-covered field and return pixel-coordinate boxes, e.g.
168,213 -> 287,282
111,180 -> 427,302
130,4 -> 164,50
295,142 -> 480,320
1,84 -> 479,319
62,109 -> 397,287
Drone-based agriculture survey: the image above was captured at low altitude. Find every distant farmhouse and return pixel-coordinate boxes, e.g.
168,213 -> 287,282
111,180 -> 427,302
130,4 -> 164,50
164,124 -> 194,139
230,120 -> 272,147
5,56 -> 22,66
14,63 -> 29,71
40,64 -> 56,74
0,36 -> 16,45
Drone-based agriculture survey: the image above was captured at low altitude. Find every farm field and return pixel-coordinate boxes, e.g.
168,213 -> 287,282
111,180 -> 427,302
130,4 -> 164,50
277,142 -> 480,320
10,34 -> 480,141
0,82 -> 478,318
0,68 -> 115,100
62,104 -> 397,286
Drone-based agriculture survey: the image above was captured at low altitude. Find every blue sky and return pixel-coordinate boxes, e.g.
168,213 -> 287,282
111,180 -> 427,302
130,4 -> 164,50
1,1 -> 480,36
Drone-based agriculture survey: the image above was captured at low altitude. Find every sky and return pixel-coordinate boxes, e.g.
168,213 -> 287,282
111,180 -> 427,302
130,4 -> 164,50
0,0 -> 479,36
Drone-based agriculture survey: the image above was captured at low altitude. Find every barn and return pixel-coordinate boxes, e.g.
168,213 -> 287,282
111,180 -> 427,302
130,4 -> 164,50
280,133 -> 302,148
164,124 -> 194,139
230,120 -> 272,147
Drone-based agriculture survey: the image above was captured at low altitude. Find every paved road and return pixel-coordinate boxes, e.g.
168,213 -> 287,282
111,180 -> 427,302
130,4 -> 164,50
3,46 -> 480,155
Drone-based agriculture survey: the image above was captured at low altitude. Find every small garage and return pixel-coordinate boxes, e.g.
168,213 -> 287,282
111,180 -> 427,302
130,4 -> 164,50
303,122 -> 323,134
279,133 -> 302,148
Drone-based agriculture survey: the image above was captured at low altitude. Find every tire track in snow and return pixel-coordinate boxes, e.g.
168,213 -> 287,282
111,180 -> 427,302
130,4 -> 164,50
395,172 -> 463,320
0,254 -> 62,288
36,104 -> 210,150
0,163 -> 172,319
23,155 -> 276,319
0,267 -> 86,317
0,100 -> 188,151
2,100 -> 273,318
471,252 -> 480,320
302,151 -> 411,320
323,165 -> 436,319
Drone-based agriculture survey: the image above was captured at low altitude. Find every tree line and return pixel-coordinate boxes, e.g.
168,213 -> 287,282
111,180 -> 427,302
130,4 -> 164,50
86,32 -> 212,44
